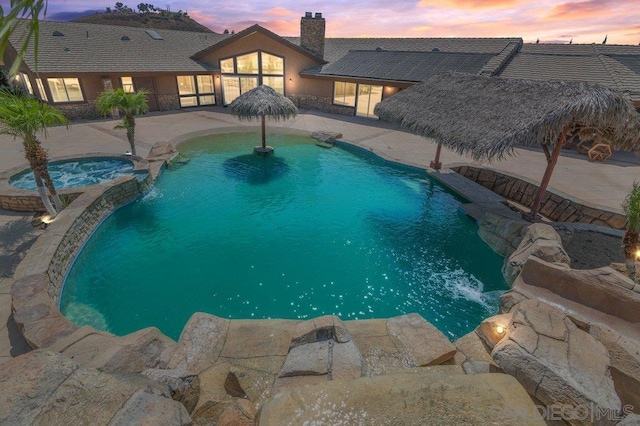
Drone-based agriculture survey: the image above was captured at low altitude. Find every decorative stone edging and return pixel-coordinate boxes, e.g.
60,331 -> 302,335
453,165 -> 627,229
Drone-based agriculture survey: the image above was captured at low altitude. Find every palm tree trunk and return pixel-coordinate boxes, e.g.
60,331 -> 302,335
23,136 -> 59,216
623,228 -> 638,281
34,172 -> 57,217
125,114 -> 137,156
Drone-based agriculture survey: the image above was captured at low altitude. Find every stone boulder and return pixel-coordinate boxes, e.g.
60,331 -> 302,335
477,212 -> 528,257
503,223 -> 570,285
387,313 -> 457,366
274,316 -> 363,392
311,131 -> 342,144
165,312 -> 230,374
147,142 -> 177,160
491,299 -> 621,425
618,414 -> 640,425
475,313 -> 512,349
516,256 -> 640,324
588,324 -> 640,414
142,368 -> 201,414
0,351 -> 190,425
48,326 -> 176,373
257,372 -> 546,425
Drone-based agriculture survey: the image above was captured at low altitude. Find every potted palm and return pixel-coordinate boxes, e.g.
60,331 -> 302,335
622,181 -> 640,281
96,88 -> 149,156
0,88 -> 67,217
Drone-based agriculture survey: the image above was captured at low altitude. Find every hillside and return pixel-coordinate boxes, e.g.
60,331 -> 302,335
73,11 -> 214,33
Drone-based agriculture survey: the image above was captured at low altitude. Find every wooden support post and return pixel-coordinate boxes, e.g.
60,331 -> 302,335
261,115 -> 266,149
430,143 -> 443,170
527,126 -> 568,220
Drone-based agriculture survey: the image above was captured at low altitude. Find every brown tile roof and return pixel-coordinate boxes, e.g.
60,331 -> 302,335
10,19 -> 227,74
305,50 -> 495,82
499,44 -> 640,101
285,37 -> 523,63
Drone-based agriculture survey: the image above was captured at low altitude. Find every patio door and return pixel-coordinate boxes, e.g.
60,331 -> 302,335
356,84 -> 383,119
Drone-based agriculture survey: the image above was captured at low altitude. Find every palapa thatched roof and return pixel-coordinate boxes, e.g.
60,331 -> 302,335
374,72 -> 640,161
228,85 -> 298,121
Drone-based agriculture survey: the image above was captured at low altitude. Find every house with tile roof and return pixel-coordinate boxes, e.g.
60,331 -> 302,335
3,12 -> 640,120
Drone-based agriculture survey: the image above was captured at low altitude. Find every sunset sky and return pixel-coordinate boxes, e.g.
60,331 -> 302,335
5,0 -> 640,45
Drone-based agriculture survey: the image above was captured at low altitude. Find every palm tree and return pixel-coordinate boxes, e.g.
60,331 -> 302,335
622,182 -> 640,281
0,88 -> 68,217
96,88 -> 149,156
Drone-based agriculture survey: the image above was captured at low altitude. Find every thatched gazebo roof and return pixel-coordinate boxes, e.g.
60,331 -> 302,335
374,72 -> 640,162
228,85 -> 298,152
375,72 -> 640,219
228,85 -> 297,122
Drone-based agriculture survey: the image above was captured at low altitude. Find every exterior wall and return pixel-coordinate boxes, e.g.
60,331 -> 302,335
453,165 -> 627,229
197,31 -> 324,103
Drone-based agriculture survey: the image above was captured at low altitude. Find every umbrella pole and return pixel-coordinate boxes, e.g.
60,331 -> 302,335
528,126 -> 568,220
261,115 -> 266,149
430,143 -> 443,170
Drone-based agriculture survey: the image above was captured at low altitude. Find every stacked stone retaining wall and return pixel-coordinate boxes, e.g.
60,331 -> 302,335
453,166 -> 626,230
288,94 -> 356,116
45,174 -> 151,302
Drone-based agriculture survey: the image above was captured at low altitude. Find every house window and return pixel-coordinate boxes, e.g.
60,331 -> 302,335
220,51 -> 285,104
261,53 -> 283,75
121,77 -> 135,93
35,78 -> 48,102
356,84 -> 383,119
236,52 -> 259,74
220,58 -> 235,74
47,78 -> 84,102
15,73 -> 34,95
221,76 -> 258,104
263,76 -> 284,95
333,81 -> 357,107
176,75 -> 215,107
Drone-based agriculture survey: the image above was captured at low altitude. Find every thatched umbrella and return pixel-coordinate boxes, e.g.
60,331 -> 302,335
375,72 -> 640,219
228,85 -> 298,154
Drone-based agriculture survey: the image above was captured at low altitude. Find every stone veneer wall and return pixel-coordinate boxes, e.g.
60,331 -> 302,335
288,94 -> 356,116
45,174 -> 152,302
156,94 -> 181,111
55,100 -> 100,120
453,165 -> 627,229
0,191 -> 82,212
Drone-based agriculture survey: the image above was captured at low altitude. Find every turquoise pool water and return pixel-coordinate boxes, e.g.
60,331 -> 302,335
10,158 -> 135,189
61,133 -> 507,340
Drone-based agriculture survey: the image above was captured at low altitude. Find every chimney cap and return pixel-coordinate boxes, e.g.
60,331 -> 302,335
314,12 -> 323,19
304,12 -> 312,18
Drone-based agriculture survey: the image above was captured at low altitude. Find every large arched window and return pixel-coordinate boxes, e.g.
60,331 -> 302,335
220,51 -> 285,105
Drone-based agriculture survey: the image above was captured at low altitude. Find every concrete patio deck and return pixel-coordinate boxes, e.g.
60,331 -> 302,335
1,107 -> 639,363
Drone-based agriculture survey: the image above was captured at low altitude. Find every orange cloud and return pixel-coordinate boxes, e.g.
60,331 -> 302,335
419,0 -> 525,9
265,7 -> 295,17
546,0 -> 612,20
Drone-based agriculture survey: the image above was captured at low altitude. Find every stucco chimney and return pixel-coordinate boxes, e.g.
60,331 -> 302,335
300,12 -> 325,59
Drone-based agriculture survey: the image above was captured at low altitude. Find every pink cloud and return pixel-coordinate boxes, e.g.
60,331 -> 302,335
265,7 -> 295,17
419,0 -> 526,9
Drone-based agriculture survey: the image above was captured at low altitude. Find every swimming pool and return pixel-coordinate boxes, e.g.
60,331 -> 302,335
10,158 -> 137,189
60,133 -> 507,340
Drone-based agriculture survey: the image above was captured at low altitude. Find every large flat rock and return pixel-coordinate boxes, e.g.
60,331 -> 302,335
49,326 -> 175,373
492,299 -> 622,425
257,372 -> 546,425
0,351 -> 190,425
387,313 -> 457,366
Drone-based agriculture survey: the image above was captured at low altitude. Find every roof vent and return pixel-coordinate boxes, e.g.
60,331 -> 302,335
376,47 -> 384,51
145,29 -> 163,40
63,47 -> 71,52
52,31 -> 64,37
305,12 -> 312,18
432,47 -> 440,52
121,35 -> 131,41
